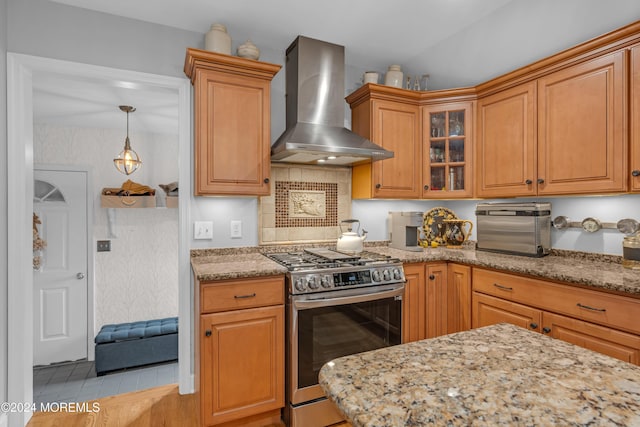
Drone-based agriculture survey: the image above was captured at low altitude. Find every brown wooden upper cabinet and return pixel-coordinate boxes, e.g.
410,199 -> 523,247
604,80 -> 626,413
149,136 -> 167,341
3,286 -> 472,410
349,87 -> 422,199
184,48 -> 281,196
631,43 -> 640,192
476,82 -> 537,198
477,51 -> 627,197
422,101 -> 473,198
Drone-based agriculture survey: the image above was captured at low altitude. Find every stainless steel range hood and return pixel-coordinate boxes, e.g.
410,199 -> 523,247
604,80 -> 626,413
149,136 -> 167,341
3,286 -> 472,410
271,36 -> 393,165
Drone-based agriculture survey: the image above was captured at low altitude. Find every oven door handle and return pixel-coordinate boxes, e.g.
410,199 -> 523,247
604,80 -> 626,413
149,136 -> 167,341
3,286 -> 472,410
293,285 -> 404,310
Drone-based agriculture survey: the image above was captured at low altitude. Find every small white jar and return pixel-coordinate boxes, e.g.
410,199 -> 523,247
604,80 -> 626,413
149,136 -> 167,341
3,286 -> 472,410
237,40 -> 260,60
363,71 -> 379,84
205,24 -> 231,55
384,65 -> 403,88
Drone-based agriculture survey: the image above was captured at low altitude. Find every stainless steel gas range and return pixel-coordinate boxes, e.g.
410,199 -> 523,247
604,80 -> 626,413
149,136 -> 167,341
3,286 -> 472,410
265,248 -> 405,427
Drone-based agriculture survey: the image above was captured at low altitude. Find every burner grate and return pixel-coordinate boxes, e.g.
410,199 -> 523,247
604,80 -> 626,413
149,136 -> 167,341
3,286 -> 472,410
264,248 -> 400,271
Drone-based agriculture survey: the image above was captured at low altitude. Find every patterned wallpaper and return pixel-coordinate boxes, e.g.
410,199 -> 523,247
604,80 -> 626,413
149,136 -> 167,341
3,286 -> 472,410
259,164 -> 351,244
34,124 -> 179,335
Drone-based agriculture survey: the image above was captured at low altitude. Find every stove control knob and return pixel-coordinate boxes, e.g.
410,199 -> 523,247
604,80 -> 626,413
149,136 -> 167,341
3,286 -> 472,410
307,276 -> 319,290
320,275 -> 332,288
294,277 -> 307,292
392,268 -> 402,280
372,270 -> 382,282
382,269 -> 391,281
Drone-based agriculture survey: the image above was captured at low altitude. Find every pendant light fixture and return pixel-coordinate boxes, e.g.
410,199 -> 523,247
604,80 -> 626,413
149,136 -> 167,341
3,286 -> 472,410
114,105 -> 142,175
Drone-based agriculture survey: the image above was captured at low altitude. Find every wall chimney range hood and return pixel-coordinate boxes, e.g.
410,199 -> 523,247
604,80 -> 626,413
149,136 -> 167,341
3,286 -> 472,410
271,36 -> 393,165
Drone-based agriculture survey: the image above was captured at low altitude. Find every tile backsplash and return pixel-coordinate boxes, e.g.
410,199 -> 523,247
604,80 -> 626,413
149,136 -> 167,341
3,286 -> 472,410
259,164 -> 351,244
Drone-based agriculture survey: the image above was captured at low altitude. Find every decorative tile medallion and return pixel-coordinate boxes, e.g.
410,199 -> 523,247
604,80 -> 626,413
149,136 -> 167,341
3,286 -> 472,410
289,190 -> 326,219
276,182 -> 336,227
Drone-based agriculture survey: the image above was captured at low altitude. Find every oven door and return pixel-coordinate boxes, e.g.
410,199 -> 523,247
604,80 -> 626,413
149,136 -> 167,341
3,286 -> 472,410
289,284 -> 403,405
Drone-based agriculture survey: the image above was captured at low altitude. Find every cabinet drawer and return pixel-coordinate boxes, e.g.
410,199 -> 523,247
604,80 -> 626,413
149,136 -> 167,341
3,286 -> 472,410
472,268 -> 640,336
201,276 -> 284,313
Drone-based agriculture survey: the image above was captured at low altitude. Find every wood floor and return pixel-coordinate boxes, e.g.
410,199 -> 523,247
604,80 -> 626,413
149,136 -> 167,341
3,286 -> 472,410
27,384 -> 197,427
27,384 -> 352,427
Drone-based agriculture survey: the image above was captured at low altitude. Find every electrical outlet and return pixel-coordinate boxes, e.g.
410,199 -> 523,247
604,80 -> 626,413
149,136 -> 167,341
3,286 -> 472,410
194,221 -> 213,239
97,240 -> 111,252
230,220 -> 242,238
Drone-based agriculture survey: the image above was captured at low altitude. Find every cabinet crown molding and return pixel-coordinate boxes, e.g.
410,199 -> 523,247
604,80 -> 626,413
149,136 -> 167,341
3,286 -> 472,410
184,48 -> 281,83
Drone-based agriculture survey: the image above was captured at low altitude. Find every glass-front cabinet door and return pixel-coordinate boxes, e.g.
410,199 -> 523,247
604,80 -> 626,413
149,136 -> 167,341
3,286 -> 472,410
422,102 -> 473,198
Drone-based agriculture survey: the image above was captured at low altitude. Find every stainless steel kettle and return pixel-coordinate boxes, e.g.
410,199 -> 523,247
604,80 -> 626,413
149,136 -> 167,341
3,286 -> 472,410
336,219 -> 367,254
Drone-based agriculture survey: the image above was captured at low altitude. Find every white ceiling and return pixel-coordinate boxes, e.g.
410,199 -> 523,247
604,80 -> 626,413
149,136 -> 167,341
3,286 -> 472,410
33,72 -> 179,134
47,0 -> 515,67
35,0 -> 640,134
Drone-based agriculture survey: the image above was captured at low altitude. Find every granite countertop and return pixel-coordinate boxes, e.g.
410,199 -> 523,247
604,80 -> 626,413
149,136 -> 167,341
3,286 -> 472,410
191,252 -> 288,281
190,245 -> 640,297
319,323 -> 640,426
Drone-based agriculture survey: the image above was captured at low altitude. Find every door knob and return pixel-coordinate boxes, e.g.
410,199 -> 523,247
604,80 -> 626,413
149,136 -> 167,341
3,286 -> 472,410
537,178 -> 545,184
76,272 -> 85,279
632,170 -> 640,177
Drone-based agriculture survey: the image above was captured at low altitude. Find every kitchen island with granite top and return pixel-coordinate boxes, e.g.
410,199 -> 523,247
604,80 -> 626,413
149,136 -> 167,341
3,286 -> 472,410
319,323 -> 640,427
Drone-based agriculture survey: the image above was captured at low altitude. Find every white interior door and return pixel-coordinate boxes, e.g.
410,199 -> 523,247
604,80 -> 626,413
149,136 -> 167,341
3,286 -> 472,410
33,168 -> 88,366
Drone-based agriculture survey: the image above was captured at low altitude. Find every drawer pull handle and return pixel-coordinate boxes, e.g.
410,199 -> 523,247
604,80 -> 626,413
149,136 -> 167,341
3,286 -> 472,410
493,283 -> 513,291
234,293 -> 257,299
529,323 -> 538,329
205,330 -> 212,337
542,327 -> 551,334
576,303 -> 606,312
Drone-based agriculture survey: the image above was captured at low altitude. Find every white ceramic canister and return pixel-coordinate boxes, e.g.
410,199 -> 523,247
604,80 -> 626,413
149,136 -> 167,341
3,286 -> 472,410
205,23 -> 232,55
363,71 -> 379,84
237,40 -> 260,60
384,65 -> 403,88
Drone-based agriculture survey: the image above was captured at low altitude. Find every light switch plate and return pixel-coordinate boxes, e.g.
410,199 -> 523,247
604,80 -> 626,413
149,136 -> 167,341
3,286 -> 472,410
194,221 -> 213,239
230,220 -> 242,238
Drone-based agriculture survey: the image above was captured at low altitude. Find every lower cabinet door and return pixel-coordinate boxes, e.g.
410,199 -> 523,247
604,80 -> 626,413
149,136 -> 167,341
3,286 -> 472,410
446,263 -> 471,335
402,263 -> 426,343
472,292 -> 541,333
200,305 -> 284,426
426,263 -> 448,339
542,312 -> 640,365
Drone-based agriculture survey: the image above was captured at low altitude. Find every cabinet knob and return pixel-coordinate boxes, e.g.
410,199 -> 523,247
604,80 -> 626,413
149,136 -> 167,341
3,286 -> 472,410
423,185 -> 429,191
542,327 -> 551,334
375,183 -> 381,189
263,178 -> 270,184
525,179 -> 533,185
205,330 -> 212,337
632,170 -> 640,177
537,178 -> 545,184
529,323 -> 538,330
429,274 -> 435,280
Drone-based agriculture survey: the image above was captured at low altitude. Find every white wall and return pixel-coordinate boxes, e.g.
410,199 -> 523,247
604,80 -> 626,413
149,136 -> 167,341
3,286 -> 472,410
0,0 -> 8,424
34,124 -> 179,334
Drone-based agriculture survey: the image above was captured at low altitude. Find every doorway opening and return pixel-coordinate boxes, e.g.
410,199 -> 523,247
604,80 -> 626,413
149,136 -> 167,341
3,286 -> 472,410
7,53 -> 192,425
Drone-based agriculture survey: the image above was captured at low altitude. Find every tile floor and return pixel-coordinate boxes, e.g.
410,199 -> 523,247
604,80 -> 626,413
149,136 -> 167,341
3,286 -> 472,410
33,360 -> 178,408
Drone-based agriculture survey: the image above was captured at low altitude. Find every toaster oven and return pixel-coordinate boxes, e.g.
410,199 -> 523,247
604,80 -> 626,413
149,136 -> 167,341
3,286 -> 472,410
475,202 -> 551,257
